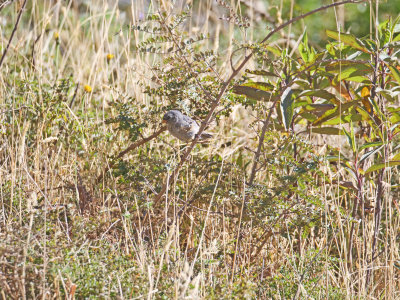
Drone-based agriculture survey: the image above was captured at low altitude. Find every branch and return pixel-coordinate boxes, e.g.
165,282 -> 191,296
248,96 -> 279,185
0,0 -> 13,12
0,0 -> 27,68
153,0 -> 367,205
97,126 -> 166,184
30,33 -> 43,70
260,0 -> 366,45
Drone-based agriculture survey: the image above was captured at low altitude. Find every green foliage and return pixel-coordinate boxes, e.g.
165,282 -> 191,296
105,101 -> 147,141
234,16 -> 400,179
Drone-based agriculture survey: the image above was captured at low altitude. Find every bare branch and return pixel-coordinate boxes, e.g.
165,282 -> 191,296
0,0 -> 27,68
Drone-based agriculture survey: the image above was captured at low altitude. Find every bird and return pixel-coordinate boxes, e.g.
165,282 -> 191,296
162,110 -> 213,142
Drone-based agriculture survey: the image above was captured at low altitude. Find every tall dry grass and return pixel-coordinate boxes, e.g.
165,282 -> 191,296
0,0 -> 399,299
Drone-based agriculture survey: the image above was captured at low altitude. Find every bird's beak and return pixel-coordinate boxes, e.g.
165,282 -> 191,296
162,119 -> 167,124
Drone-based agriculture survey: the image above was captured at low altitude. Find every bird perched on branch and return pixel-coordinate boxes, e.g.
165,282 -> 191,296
162,110 -> 213,142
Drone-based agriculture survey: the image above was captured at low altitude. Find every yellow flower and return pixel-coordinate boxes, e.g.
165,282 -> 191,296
106,53 -> 114,62
361,86 -> 370,98
54,31 -> 59,41
84,85 -> 92,93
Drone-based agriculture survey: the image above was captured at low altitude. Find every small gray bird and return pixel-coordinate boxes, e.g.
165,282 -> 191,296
162,110 -> 212,142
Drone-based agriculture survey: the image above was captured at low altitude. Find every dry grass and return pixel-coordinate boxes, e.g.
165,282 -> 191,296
0,0 -> 399,299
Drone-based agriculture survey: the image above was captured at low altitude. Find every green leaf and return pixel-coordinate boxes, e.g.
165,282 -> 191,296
344,165 -> 357,181
378,19 -> 391,45
310,127 -> 344,135
293,79 -> 313,89
343,124 -> 356,153
295,100 -> 311,109
393,16 -> 400,33
359,141 -> 383,151
242,81 -> 274,91
298,89 -> 337,101
366,161 -> 400,174
302,104 -> 335,118
355,106 -> 376,127
265,45 -> 281,57
392,152 -> 400,161
236,153 -> 244,168
325,61 -> 372,73
245,69 -> 278,77
388,65 -> 400,85
232,86 -> 275,101
340,75 -> 371,83
376,87 -> 400,102
299,112 -> 317,122
280,87 -> 294,131
350,121 -> 356,153
326,30 -> 370,53
359,145 -> 383,164
325,61 -> 373,82
322,113 -> 363,125
393,34 -> 400,42
326,155 -> 349,162
313,101 -> 357,126
299,32 -> 310,63
369,95 -> 386,122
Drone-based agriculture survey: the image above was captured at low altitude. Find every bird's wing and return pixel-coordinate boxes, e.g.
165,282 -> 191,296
181,114 -> 198,130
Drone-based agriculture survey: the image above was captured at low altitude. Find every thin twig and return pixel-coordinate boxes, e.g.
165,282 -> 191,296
230,179 -> 246,284
365,50 -> 384,289
69,83 -> 80,108
30,33 -> 42,70
0,0 -> 13,12
248,95 -> 278,185
229,47 -> 247,72
0,0 -> 28,68
259,0 -> 366,46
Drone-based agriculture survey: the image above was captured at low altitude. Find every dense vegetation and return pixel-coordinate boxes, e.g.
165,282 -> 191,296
1,0 -> 399,298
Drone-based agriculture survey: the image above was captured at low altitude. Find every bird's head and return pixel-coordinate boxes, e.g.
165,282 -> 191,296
162,110 -> 179,124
